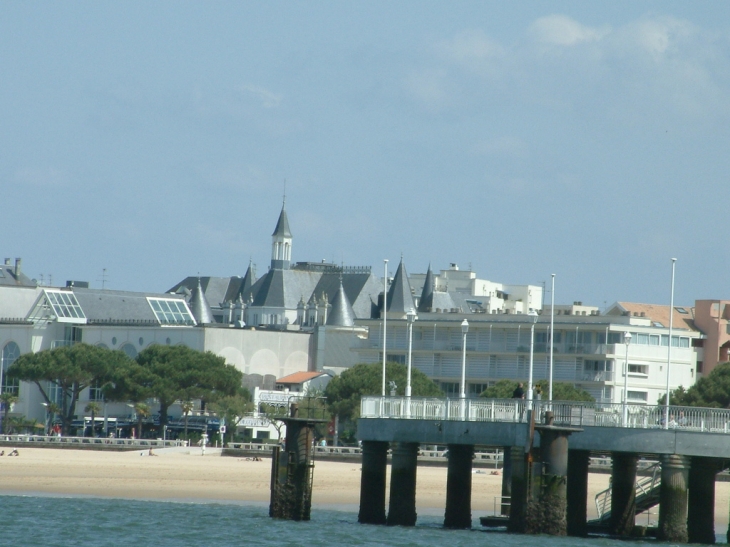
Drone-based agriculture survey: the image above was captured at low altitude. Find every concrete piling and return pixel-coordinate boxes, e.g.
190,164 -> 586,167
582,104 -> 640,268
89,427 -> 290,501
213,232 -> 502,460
566,449 -> 590,537
609,453 -> 638,536
358,441 -> 389,525
688,456 -> 722,544
386,442 -> 419,526
657,454 -> 690,542
443,444 -> 474,529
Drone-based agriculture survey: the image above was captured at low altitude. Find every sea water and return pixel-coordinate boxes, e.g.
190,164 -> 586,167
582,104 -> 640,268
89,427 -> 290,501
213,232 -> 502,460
0,495 -> 717,546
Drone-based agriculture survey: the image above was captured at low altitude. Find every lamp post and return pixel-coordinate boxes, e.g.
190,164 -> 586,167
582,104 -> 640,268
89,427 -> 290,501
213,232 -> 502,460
405,308 -> 417,398
527,310 -> 538,410
459,319 -> 469,399
664,258 -> 677,430
549,274 -> 555,403
622,331 -> 632,427
381,259 -> 389,398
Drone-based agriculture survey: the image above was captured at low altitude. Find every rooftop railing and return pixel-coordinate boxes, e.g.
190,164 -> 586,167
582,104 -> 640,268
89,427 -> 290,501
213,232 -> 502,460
360,397 -> 730,434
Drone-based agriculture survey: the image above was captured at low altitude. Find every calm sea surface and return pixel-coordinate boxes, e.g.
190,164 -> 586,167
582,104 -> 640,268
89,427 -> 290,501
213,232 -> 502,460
0,495 -> 718,546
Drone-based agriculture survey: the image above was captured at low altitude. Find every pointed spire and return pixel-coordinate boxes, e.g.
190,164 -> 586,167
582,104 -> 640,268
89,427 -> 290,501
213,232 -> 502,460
272,201 -> 292,238
327,277 -> 356,327
271,201 -> 293,269
190,278 -> 215,325
238,259 -> 256,301
386,258 -> 416,316
418,263 -> 435,313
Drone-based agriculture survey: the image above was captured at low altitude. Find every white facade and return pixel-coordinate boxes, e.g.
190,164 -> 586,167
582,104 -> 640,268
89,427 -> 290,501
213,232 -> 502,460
410,263 -> 543,315
352,310 -> 700,405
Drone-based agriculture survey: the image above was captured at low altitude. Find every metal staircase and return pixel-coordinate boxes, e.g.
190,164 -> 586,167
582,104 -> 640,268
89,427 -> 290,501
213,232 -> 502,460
593,462 -> 661,523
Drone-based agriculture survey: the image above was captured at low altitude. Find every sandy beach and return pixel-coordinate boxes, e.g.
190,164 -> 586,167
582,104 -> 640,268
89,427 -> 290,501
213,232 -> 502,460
0,447 -> 727,527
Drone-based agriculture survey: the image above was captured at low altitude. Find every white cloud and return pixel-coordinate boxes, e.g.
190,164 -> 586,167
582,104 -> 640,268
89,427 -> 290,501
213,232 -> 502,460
403,68 -> 451,108
435,29 -> 503,66
239,84 -> 283,108
529,15 -> 610,46
620,16 -> 698,57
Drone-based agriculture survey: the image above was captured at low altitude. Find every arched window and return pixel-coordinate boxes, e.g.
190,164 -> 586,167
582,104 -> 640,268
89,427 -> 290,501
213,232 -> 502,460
120,343 -> 138,359
1,342 -> 20,395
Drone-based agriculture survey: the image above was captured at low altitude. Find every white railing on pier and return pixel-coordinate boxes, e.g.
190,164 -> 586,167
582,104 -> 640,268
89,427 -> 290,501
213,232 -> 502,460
0,434 -> 187,448
361,397 -> 730,434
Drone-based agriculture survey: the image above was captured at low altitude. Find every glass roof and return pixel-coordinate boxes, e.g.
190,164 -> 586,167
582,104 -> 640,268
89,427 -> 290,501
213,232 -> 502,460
44,290 -> 87,323
147,298 -> 196,326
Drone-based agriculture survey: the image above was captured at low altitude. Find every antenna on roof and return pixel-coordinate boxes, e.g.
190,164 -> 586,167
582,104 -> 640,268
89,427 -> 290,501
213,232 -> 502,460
283,179 -> 286,206
97,268 -> 108,290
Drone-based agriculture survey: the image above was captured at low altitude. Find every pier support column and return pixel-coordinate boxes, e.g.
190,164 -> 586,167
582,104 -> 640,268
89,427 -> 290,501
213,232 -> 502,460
525,413 -> 577,536
658,454 -> 690,543
688,456 -> 722,544
567,449 -> 590,537
358,441 -> 389,525
387,442 -> 419,527
609,453 -> 638,536
507,446 -> 528,533
501,447 -> 512,516
444,444 -> 473,529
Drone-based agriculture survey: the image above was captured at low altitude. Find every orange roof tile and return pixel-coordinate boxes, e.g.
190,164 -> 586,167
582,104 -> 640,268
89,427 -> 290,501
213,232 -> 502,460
614,302 -> 697,331
276,371 -> 325,385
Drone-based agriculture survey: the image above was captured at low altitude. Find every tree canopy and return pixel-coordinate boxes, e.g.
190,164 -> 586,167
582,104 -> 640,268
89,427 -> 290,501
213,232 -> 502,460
118,345 -> 244,434
7,343 -> 131,434
325,361 -> 443,422
667,362 -> 730,407
479,379 -> 594,402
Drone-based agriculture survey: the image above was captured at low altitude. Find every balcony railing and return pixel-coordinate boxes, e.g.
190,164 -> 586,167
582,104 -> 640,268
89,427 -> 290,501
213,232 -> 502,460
360,397 -> 730,433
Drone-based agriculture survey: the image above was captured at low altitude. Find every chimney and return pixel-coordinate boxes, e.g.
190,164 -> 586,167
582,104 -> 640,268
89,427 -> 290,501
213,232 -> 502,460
4,258 -> 9,266
14,258 -> 21,278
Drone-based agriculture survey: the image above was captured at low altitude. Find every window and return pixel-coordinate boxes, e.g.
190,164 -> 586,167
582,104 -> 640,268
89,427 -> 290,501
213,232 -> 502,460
440,382 -> 460,397
44,290 -> 87,322
627,391 -> 648,402
607,332 -> 624,344
636,333 -> 649,345
120,343 -> 137,359
147,297 -> 195,326
628,364 -> 648,375
675,307 -> 688,314
469,383 -> 488,396
88,380 -> 104,401
1,342 -> 20,395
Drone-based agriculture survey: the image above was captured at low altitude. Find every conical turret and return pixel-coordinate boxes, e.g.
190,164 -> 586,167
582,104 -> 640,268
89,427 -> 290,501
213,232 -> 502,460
190,278 -> 215,325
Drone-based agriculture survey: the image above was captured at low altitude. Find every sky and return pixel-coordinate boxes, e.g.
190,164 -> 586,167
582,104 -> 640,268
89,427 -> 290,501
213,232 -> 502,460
2,2 -> 729,309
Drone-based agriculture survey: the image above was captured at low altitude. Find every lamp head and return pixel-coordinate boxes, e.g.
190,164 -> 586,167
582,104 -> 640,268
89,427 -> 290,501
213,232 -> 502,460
461,318 -> 469,334
528,309 -> 538,324
407,308 -> 417,323
624,331 -> 632,344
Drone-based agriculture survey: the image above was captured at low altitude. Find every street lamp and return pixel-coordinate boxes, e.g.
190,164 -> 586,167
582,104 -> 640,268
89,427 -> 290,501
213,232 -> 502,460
622,331 -> 632,427
460,319 -> 469,399
381,259 -> 389,398
527,310 -> 538,410
405,308 -> 417,398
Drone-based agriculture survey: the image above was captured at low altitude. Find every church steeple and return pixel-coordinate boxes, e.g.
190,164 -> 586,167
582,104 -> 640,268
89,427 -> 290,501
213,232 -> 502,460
271,199 -> 292,270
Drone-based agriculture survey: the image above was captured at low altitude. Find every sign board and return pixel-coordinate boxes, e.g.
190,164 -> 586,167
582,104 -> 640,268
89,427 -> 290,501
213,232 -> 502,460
220,426 -> 226,434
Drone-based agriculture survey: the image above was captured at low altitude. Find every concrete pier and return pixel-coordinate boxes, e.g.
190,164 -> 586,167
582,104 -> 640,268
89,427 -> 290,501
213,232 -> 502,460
386,442 -> 419,526
501,446 -> 512,516
358,441 -> 389,525
566,449 -> 590,537
609,453 -> 638,536
443,444 -> 474,529
657,454 -> 690,542
525,412 -> 579,535
269,408 -> 319,521
688,456 -> 722,544
507,446 -> 528,533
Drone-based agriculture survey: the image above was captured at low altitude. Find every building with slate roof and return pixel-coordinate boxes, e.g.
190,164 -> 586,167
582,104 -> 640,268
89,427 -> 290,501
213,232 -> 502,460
0,265 -> 312,431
